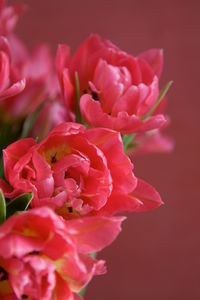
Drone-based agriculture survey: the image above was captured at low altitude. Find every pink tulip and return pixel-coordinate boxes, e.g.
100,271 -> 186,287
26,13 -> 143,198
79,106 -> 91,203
0,36 -> 25,106
0,206 -> 124,299
0,122 -> 163,216
3,43 -> 53,120
56,34 -> 166,134
127,96 -> 174,155
0,0 -> 25,37
0,0 -> 59,122
0,36 -> 72,131
30,99 -> 75,141
130,129 -> 174,156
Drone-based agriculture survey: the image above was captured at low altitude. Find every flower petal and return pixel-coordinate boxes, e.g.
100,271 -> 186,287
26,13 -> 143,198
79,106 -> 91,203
139,48 -> 163,79
0,79 -> 26,101
80,94 -> 166,134
65,215 -> 125,254
131,178 -> 163,212
98,191 -> 142,216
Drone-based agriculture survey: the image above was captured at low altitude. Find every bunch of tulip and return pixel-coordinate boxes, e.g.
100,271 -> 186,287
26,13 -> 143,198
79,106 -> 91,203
0,1 -> 173,299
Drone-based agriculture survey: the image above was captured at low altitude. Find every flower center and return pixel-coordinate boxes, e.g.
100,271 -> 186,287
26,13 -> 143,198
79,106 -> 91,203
83,88 -> 100,101
41,144 -> 71,166
0,266 -> 8,281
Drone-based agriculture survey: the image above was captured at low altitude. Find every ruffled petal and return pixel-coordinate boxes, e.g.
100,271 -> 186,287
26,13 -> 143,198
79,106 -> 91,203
80,94 -> 166,134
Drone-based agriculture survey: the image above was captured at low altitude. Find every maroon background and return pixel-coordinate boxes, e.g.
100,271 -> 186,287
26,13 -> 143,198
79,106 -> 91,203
11,0 -> 200,299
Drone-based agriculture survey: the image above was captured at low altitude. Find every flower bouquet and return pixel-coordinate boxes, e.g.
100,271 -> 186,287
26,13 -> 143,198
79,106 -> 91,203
0,1 -> 173,299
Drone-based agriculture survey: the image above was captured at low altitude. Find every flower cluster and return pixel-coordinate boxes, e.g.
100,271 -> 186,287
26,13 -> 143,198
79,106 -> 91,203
0,1 -> 173,299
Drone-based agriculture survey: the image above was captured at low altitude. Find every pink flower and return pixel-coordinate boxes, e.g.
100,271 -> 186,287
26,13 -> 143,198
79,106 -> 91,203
0,206 -> 124,299
0,122 -> 162,216
30,99 -> 75,141
56,34 -> 166,134
0,0 -> 25,37
130,129 -> 174,156
0,34 -> 56,123
0,36 -> 25,105
129,96 -> 174,155
3,43 -> 54,120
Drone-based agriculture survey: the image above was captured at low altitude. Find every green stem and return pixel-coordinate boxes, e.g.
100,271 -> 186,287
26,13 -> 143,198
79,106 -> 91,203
0,152 -> 4,179
21,103 -> 44,139
0,189 -> 6,224
75,72 -> 82,123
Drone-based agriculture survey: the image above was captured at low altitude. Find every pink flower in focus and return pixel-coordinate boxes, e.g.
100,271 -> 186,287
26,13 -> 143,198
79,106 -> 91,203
0,207 -> 124,299
56,34 -> 166,134
0,122 -> 162,216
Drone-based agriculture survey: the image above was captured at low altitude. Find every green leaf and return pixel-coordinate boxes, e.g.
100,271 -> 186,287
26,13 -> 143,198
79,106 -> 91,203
0,152 -> 4,179
0,189 -> 6,224
79,286 -> 86,297
122,133 -> 136,151
141,80 -> 173,121
75,72 -> 82,123
89,252 -> 97,259
21,103 -> 44,138
6,192 -> 33,218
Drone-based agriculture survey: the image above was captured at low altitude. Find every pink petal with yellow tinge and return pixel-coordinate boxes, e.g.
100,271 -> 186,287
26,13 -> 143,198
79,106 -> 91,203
98,191 -> 143,216
131,178 -> 163,212
65,215 -> 125,254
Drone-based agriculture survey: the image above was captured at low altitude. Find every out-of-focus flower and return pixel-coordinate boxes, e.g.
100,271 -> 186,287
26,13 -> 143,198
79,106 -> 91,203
0,35 -> 55,123
130,129 -> 174,156
132,95 -> 174,155
0,0 -> 25,37
3,43 -> 53,121
0,0 -> 54,123
56,34 -> 166,134
0,207 -> 124,299
0,36 -> 25,105
0,122 -> 162,217
30,99 -> 75,141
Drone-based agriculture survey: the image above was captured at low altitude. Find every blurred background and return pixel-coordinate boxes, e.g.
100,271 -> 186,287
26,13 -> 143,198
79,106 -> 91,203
11,0 -> 199,299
